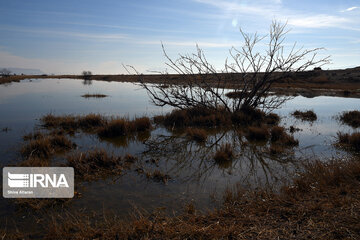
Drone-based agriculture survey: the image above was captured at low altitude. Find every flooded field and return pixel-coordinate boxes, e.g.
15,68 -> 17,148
0,78 -> 359,233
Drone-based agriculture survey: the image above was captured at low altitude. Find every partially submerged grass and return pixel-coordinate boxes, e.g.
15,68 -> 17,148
154,106 -> 280,129
246,126 -> 270,141
81,93 -> 108,98
7,156 -> 360,239
98,117 -> 151,138
67,149 -> 136,181
185,127 -> 207,142
21,133 -> 74,158
270,126 -> 299,146
340,110 -> 360,128
41,114 -> 151,137
146,170 -> 171,184
292,110 -> 317,121
214,143 -> 234,165
337,132 -> 360,151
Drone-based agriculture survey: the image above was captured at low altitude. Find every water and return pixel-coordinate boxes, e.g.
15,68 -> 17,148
0,78 -> 359,230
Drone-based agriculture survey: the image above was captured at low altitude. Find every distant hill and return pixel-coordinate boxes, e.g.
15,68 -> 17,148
0,67 -> 44,75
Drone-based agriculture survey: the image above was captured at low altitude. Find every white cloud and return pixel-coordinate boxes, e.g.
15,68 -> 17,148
342,6 -> 359,12
287,14 -> 350,28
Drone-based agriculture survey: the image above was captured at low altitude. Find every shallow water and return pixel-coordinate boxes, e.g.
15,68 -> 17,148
0,78 -> 359,228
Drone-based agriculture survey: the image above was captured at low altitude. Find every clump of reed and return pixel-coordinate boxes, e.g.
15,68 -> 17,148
185,128 -> 207,142
214,143 -> 234,165
153,106 -> 280,129
339,110 -> 360,128
292,110 -> 317,121
21,133 -> 74,158
41,114 -> 151,137
98,117 -> 151,138
146,170 -> 171,184
67,149 -> 136,180
81,93 -> 108,98
270,126 -> 299,146
337,132 -> 360,151
246,126 -> 270,141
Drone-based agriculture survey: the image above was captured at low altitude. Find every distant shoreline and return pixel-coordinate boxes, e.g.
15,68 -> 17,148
1,66 -> 359,98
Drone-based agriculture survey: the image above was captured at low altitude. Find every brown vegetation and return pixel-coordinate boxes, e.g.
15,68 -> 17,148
292,110 -> 317,121
98,117 -> 151,138
185,128 -> 207,142
246,126 -> 270,141
340,110 -> 360,128
41,114 -> 151,137
5,157 -> 360,239
270,126 -> 299,146
21,133 -> 74,158
145,170 -> 171,184
154,106 -> 279,129
66,149 -> 136,181
81,93 -> 108,98
214,143 -> 234,165
337,132 -> 360,151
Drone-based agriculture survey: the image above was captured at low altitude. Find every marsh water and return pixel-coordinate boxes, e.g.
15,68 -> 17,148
0,78 -> 359,230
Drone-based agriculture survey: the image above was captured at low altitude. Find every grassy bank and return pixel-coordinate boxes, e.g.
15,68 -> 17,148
3,156 -> 360,239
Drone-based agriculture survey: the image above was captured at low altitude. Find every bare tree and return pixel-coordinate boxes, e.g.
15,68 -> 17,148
0,68 -> 11,77
82,70 -> 92,80
138,21 -> 330,113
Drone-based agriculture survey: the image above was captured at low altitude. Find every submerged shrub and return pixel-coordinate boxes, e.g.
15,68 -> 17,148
292,110 -> 317,121
340,110 -> 360,128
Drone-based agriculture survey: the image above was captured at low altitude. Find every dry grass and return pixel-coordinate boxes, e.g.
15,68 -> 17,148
337,132 -> 360,151
41,114 -> 151,137
270,126 -> 299,146
340,110 -> 360,128
154,106 -> 280,129
5,157 -> 360,239
292,110 -> 317,121
214,143 -> 234,165
81,93 -> 108,98
21,133 -> 74,158
246,126 -> 270,141
98,117 -> 151,138
185,128 -> 207,142
66,149 -> 136,181
146,170 -> 171,184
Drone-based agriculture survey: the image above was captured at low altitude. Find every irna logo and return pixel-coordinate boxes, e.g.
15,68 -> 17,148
8,172 -> 69,188
3,167 -> 74,198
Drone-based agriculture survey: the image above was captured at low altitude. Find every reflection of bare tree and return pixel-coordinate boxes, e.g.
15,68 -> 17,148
142,129 -> 299,188
82,79 -> 92,85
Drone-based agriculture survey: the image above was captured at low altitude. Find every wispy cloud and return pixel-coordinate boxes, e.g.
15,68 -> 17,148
0,25 -> 128,41
193,0 -> 354,30
342,6 -> 359,12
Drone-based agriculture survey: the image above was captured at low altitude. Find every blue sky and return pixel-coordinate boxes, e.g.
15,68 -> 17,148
0,0 -> 359,74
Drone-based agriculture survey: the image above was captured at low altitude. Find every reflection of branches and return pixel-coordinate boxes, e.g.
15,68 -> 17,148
142,129 -> 299,188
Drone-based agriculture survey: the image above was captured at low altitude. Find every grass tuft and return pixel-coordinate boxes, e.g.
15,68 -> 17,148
292,110 -> 317,121
340,110 -> 360,128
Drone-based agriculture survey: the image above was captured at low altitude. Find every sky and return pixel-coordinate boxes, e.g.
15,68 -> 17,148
0,0 -> 359,74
